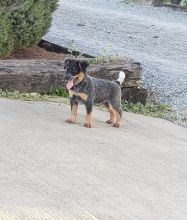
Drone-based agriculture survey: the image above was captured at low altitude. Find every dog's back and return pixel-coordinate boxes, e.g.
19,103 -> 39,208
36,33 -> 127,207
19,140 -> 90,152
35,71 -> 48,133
91,77 -> 121,104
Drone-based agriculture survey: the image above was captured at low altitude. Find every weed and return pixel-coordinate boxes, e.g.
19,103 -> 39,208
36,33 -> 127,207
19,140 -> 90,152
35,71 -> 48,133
47,87 -> 69,97
0,89 -> 170,120
87,55 -> 122,64
67,40 -> 76,56
0,89 -> 47,101
66,40 -> 123,63
87,45 -> 123,64
122,100 -> 169,118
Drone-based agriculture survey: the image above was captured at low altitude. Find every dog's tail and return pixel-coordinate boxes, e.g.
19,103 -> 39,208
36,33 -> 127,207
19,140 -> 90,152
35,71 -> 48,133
116,71 -> 125,86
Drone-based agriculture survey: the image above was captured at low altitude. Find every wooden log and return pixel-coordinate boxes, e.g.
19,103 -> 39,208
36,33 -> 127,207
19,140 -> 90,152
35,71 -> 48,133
122,88 -> 148,105
88,61 -> 142,86
0,60 -> 65,93
0,59 -> 147,103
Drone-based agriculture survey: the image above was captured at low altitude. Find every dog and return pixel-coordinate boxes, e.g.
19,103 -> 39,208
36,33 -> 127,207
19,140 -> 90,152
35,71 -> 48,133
64,59 -> 125,128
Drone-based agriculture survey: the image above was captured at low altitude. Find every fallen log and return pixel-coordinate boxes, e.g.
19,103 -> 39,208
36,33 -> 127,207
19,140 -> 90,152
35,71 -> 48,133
0,59 -> 147,104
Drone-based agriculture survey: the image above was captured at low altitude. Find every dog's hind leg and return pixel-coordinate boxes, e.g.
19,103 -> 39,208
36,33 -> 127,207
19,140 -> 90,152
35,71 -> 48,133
103,102 -> 116,124
110,101 -> 123,128
66,97 -> 78,124
113,110 -> 122,128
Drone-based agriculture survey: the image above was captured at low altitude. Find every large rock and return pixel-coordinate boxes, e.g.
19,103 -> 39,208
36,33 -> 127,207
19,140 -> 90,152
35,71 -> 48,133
0,59 -> 147,104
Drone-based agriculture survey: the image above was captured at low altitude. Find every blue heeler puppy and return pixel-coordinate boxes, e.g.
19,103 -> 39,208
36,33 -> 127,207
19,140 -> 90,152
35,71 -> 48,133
64,59 -> 125,128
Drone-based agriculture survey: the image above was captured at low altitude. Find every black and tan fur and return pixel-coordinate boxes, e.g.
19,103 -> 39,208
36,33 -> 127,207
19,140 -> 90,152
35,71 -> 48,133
64,59 -> 125,128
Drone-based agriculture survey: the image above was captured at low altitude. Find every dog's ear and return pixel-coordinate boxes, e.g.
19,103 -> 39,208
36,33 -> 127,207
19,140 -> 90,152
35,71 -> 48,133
78,60 -> 89,72
64,59 -> 70,69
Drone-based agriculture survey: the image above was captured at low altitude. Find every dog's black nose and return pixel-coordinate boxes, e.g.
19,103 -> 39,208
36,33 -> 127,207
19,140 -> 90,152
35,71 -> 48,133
65,75 -> 71,80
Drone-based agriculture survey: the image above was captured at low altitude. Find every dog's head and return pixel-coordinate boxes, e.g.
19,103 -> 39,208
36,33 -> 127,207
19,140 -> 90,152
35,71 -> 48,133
64,59 -> 89,90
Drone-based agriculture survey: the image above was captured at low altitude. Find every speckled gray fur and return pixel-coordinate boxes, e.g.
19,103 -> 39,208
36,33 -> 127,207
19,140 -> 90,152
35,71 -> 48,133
73,76 -> 122,115
65,59 -> 123,122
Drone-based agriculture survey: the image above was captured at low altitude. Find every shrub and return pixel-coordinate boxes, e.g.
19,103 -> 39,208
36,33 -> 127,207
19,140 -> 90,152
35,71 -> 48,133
0,8 -> 14,57
0,0 -> 58,58
181,0 -> 187,6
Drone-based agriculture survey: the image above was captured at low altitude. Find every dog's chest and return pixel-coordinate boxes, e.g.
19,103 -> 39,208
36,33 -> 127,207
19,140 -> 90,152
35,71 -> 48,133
69,89 -> 88,103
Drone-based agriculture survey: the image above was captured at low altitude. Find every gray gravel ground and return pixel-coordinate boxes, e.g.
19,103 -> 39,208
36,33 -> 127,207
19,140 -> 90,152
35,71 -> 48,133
44,0 -> 187,126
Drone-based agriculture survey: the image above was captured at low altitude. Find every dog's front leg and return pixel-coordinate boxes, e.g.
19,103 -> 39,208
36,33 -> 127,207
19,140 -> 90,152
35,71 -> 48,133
84,101 -> 93,128
66,97 -> 78,124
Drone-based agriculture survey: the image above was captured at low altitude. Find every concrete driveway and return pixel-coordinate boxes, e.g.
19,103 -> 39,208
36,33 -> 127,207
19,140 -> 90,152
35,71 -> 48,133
0,99 -> 187,219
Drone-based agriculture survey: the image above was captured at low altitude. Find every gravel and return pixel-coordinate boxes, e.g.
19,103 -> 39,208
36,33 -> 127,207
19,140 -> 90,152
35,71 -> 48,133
44,0 -> 187,126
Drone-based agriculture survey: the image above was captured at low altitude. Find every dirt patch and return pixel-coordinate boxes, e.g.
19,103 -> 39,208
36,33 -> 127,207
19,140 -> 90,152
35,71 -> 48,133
3,47 -> 71,60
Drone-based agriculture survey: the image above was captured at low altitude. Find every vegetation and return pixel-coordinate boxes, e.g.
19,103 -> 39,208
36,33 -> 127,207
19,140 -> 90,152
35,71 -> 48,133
87,46 -> 123,64
0,89 -> 48,101
47,87 -> 69,98
87,55 -> 122,64
181,0 -> 187,6
0,0 -> 58,58
0,8 -> 14,57
0,88 -> 170,120
122,100 -> 169,119
67,40 -> 123,64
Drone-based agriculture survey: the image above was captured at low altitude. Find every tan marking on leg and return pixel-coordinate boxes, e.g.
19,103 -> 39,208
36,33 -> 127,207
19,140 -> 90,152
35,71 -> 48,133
105,104 -> 116,124
66,104 -> 78,124
69,90 -> 88,102
113,111 -> 122,128
84,112 -> 93,128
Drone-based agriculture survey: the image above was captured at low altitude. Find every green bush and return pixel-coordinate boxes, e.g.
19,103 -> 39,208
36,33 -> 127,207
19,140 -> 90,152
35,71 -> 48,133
181,0 -> 187,6
0,8 -> 14,57
0,0 -> 58,58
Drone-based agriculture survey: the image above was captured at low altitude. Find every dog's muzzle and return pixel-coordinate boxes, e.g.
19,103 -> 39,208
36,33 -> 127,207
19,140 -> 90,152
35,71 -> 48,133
65,75 -> 73,81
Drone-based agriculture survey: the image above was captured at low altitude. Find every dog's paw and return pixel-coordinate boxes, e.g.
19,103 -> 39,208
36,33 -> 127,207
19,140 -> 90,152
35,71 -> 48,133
106,120 -> 114,124
84,123 -> 92,128
113,123 -> 120,128
66,119 -> 75,124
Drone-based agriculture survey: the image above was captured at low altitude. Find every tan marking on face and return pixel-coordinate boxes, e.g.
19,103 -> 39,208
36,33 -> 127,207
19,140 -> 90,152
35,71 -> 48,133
73,71 -> 85,85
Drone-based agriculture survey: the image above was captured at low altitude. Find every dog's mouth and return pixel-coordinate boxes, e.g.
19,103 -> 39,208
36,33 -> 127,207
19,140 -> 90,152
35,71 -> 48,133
66,77 -> 79,90
66,76 -> 79,90
66,80 -> 74,90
